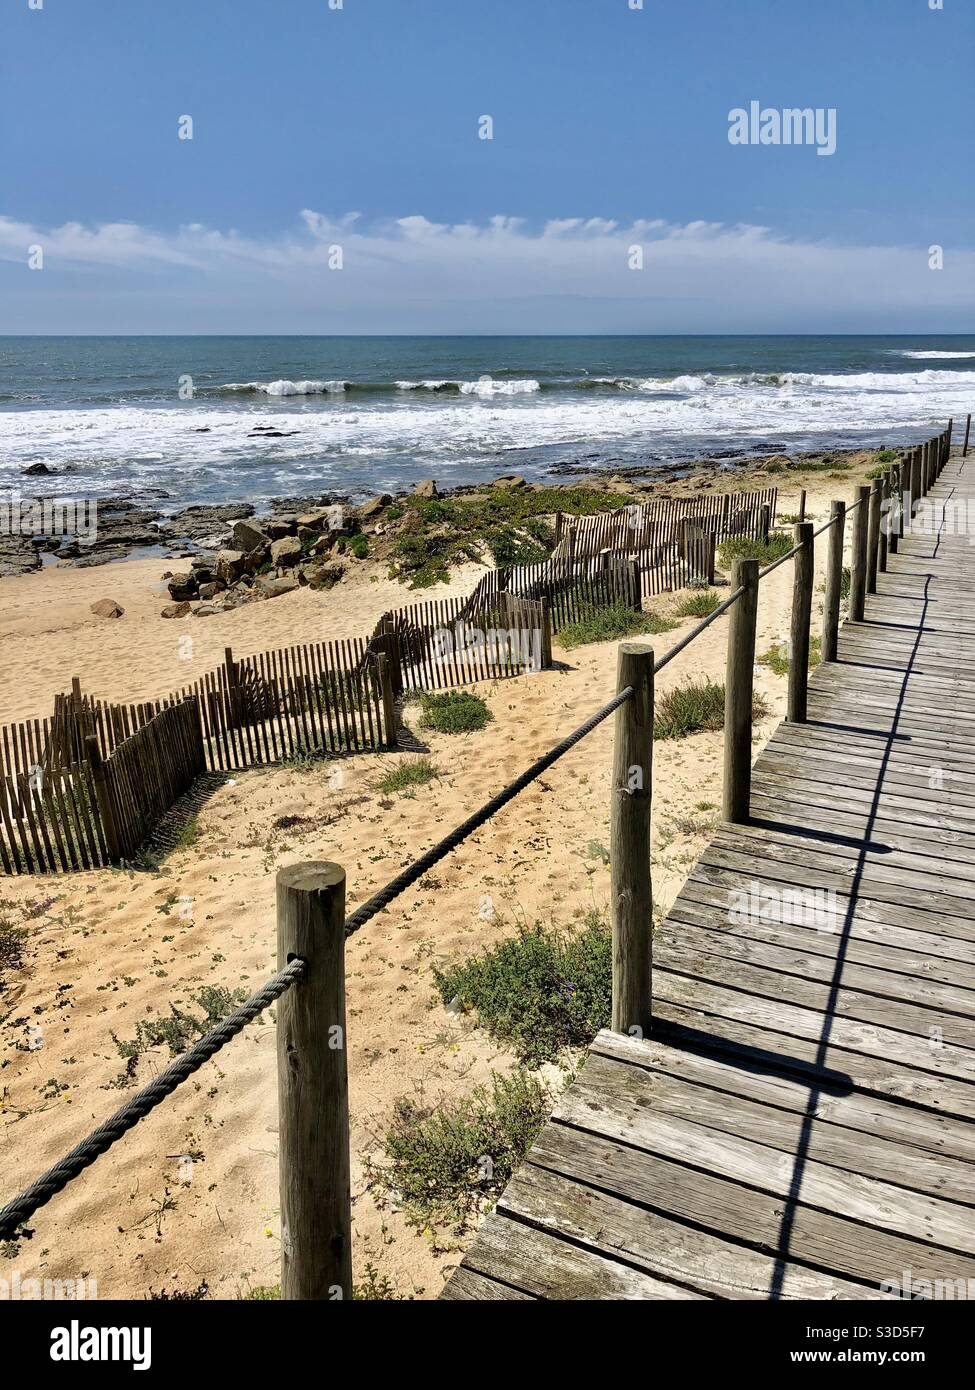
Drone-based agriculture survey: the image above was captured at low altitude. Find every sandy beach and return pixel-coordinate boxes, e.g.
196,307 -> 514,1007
0,456 -> 886,1298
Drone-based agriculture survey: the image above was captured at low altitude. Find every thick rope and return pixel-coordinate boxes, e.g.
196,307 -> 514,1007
0,958 -> 305,1239
343,685 -> 634,935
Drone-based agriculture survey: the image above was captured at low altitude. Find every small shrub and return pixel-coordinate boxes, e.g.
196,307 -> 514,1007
558,601 -> 676,649
375,1070 -> 551,1230
348,534 -> 369,559
759,635 -> 822,676
673,589 -> 721,619
654,679 -> 769,740
433,915 -> 612,1065
376,757 -> 439,794
420,691 -> 493,734
718,531 -> 794,568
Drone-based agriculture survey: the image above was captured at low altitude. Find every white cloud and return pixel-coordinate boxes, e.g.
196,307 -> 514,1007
0,210 -> 971,333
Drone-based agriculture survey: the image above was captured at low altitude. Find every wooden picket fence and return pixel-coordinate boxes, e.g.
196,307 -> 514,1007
363,591 -> 549,693
0,699 -> 204,875
0,483 -> 775,874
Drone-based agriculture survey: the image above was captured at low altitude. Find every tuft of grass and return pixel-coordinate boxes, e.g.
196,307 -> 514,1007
348,534 -> 369,559
759,635 -> 823,676
673,589 -> 721,619
420,691 -> 493,734
558,601 -> 676,649
718,531 -> 795,568
244,1265 -> 413,1300
433,915 -> 612,1066
374,1069 -> 552,1230
654,678 -> 769,740
376,757 -> 439,794
0,920 -> 28,989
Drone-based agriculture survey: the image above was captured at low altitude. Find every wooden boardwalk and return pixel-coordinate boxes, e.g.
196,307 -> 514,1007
442,446 -> 975,1301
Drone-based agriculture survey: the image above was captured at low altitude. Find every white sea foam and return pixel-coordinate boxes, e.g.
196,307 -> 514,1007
897,351 -> 975,360
221,379 -> 348,395
2,367 -> 971,497
458,377 -> 541,396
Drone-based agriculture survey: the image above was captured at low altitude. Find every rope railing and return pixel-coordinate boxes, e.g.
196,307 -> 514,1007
0,958 -> 306,1240
0,425 -> 956,1295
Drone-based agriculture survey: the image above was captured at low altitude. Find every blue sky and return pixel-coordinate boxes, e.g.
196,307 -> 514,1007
1,0 -> 972,333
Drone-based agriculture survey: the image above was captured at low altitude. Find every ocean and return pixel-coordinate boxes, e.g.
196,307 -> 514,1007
2,335 -> 974,508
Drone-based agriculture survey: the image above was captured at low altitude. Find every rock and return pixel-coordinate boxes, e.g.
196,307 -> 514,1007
215,549 -> 246,584
270,535 -> 303,568
192,603 -> 223,618
297,509 -> 332,530
232,518 -> 267,553
266,517 -> 298,540
255,574 -> 300,599
306,562 -> 345,592
197,582 -> 219,600
166,503 -> 255,546
22,462 -> 54,476
358,493 -> 392,521
414,479 -> 438,498
161,602 -> 191,619
167,571 -> 199,601
91,598 -> 124,619
492,474 -> 527,490
297,525 -> 317,545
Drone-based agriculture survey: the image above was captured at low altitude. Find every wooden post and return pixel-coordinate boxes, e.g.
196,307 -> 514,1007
277,862 -> 352,1301
610,644 -> 654,1039
627,557 -> 642,613
85,733 -> 121,863
888,464 -> 899,554
821,501 -> 845,663
759,504 -> 771,542
798,489 -> 806,523
866,479 -> 882,595
566,524 -> 577,564
539,597 -> 553,669
376,652 -> 396,750
554,511 -> 564,543
897,457 -> 907,540
910,448 -> 923,518
722,558 -> 759,824
787,523 -> 814,723
224,646 -> 239,730
963,414 -> 971,458
878,474 -> 889,573
849,485 -> 869,622
946,419 -> 953,465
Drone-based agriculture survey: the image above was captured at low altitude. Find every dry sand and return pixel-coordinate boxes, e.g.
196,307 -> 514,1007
0,462 -> 873,1299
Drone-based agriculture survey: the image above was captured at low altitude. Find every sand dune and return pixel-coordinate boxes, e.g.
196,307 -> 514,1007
0,471 -> 854,1298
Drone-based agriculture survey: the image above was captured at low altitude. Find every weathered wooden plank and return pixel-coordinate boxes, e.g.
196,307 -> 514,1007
460,1210 -> 706,1300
